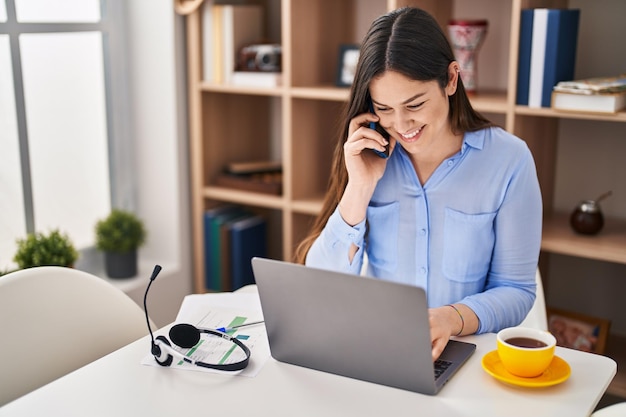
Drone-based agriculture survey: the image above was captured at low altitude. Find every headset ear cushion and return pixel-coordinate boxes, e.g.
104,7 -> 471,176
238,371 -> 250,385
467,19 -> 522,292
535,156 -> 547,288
169,323 -> 201,349
155,335 -> 174,367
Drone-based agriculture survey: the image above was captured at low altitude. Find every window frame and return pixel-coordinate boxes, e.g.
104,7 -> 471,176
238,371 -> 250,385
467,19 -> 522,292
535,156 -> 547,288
0,0 -> 134,240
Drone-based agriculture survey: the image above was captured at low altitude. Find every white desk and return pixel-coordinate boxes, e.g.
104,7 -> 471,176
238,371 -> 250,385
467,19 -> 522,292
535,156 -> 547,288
0,298 -> 616,417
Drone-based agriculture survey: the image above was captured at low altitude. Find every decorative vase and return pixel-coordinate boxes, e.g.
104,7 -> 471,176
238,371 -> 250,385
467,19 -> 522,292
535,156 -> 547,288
104,251 -> 138,279
570,201 -> 604,235
447,19 -> 488,94
569,191 -> 612,235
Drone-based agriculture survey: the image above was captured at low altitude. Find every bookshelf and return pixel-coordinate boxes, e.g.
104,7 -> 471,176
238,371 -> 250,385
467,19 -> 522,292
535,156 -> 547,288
181,0 -> 626,396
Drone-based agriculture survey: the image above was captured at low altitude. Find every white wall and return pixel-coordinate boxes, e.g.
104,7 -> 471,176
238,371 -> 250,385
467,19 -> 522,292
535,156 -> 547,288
121,0 -> 192,328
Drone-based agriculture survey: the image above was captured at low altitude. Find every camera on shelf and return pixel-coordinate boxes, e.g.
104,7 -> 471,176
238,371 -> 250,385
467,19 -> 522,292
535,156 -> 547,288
237,44 -> 282,72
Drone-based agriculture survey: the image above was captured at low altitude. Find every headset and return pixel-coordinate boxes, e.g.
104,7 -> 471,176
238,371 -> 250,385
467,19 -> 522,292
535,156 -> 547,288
143,265 -> 251,371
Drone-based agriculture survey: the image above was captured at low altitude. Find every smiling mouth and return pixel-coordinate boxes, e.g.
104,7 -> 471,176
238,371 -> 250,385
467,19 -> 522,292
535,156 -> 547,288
400,126 -> 423,140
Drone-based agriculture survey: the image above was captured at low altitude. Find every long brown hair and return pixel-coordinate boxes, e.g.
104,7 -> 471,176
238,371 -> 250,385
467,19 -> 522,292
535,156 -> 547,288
293,7 -> 493,264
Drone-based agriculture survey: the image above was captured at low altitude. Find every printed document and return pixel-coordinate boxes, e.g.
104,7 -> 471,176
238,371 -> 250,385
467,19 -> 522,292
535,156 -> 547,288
141,292 -> 270,377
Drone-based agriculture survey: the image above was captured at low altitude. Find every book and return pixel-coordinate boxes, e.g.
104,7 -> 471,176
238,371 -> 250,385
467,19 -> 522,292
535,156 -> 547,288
525,9 -> 580,108
553,75 -> 626,94
218,211 -> 252,291
205,206 -> 270,291
226,160 -> 282,175
201,0 -> 215,82
209,207 -> 249,290
540,9 -> 580,108
203,205 -> 237,290
215,172 -> 282,195
527,8 -> 548,107
229,215 -> 267,290
213,4 -> 263,84
551,90 -> 626,114
551,74 -> 626,113
212,4 -> 223,83
231,71 -> 282,88
203,205 -> 251,290
515,9 -> 534,105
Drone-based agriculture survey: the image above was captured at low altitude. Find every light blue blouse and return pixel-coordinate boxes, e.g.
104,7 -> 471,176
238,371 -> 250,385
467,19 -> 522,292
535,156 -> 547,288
306,127 -> 542,333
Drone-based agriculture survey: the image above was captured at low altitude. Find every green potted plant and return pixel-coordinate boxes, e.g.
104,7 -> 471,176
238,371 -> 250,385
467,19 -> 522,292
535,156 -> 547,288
13,229 -> 78,269
95,209 -> 146,279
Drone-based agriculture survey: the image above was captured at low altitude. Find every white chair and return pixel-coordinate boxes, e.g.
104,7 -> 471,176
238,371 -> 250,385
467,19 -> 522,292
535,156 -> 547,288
519,268 -> 548,330
0,266 -> 152,406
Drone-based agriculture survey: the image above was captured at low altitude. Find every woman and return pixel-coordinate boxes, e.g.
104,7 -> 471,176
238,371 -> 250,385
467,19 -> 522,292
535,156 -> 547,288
294,7 -> 542,360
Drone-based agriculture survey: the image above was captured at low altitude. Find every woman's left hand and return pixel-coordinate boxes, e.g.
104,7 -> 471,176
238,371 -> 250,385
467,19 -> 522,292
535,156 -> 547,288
428,304 -> 478,361
428,306 -> 458,361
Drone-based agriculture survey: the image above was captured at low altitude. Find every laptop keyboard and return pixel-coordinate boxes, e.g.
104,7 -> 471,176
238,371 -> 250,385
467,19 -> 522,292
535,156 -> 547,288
434,359 -> 452,380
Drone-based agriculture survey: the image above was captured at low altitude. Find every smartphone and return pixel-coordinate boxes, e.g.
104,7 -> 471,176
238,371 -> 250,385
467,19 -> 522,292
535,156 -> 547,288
368,100 -> 390,158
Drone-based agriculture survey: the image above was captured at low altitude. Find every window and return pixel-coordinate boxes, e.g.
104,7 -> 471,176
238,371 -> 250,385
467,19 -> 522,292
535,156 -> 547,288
0,0 -> 131,270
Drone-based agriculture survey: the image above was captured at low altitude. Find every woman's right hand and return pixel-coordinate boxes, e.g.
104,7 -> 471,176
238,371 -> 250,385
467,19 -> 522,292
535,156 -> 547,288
344,112 -> 394,187
338,112 -> 395,227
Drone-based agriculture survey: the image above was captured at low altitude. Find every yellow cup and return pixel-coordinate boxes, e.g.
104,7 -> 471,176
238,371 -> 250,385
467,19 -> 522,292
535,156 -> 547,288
496,327 -> 556,378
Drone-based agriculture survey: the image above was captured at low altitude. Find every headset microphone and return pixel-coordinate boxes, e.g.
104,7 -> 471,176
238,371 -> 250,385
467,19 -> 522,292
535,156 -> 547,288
143,265 -> 251,371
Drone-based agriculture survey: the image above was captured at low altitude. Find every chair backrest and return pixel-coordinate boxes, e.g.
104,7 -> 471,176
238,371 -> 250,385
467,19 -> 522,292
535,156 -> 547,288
519,268 -> 548,331
0,266 -> 151,406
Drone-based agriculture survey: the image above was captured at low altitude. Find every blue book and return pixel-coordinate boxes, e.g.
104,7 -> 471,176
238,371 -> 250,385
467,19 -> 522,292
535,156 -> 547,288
203,205 -> 241,290
209,208 -> 249,291
229,215 -> 267,290
217,210 -> 252,291
516,9 -> 534,105
204,206 -> 229,290
528,8 -> 580,107
541,9 -> 580,107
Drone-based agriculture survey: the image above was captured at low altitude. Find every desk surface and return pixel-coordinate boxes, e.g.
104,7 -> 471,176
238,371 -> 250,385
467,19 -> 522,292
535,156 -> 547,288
0,301 -> 616,417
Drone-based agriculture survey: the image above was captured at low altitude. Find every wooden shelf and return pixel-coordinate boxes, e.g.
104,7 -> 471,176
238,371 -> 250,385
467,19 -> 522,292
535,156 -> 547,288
203,186 -> 284,210
184,6 -> 626,378
290,197 -> 324,215
515,105 -> 626,122
542,213 -> 626,265
185,0 -> 626,285
198,82 -> 286,97
290,86 -> 350,101
183,0 -> 626,398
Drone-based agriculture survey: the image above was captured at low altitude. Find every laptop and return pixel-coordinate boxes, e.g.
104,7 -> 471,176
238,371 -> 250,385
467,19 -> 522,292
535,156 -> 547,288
251,257 -> 476,395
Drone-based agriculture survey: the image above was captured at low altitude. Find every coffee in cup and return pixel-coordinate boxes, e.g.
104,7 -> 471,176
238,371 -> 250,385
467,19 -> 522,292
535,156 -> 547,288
496,327 -> 556,378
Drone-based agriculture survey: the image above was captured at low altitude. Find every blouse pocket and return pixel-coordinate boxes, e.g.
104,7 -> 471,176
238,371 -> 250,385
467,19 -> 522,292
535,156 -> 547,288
443,207 -> 496,282
366,202 -> 400,272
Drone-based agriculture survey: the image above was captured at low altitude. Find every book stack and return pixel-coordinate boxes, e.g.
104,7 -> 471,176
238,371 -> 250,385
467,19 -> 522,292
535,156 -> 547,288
552,75 -> 626,114
203,205 -> 268,291
202,2 -> 264,84
230,71 -> 282,88
215,160 -> 283,195
516,8 -> 580,108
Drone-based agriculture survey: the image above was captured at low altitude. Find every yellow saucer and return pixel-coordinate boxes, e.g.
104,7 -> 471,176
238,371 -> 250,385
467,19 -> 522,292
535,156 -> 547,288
481,350 -> 571,388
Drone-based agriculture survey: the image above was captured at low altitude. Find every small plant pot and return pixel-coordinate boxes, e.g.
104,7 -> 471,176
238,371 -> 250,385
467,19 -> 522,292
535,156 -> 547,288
104,251 -> 137,279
